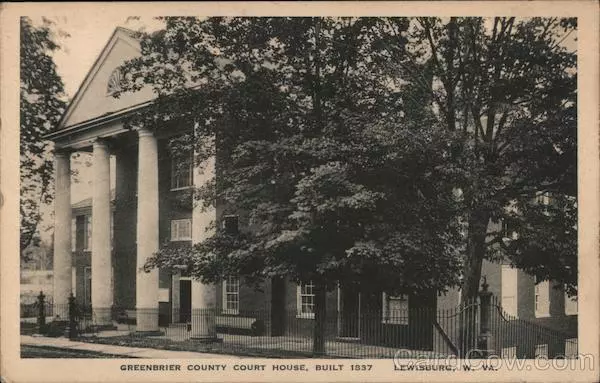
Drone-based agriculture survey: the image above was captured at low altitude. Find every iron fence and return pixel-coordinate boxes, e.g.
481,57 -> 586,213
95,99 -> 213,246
20,293 -> 578,359
488,295 -> 578,359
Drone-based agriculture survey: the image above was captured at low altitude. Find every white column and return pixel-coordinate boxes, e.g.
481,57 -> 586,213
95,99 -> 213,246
135,128 -> 160,332
53,151 -> 72,316
91,139 -> 113,325
191,152 -> 218,340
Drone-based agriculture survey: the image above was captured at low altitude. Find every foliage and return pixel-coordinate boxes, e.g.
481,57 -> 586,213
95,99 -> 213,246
120,17 -> 577,350
124,17 -> 465,353
126,17 -> 464,295
397,17 -> 577,298
20,17 -> 67,254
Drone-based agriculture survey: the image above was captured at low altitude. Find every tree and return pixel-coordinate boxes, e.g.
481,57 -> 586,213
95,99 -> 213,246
20,17 -> 67,255
120,17 -> 464,353
361,17 -> 577,355
119,17 -> 576,354
394,17 -> 577,300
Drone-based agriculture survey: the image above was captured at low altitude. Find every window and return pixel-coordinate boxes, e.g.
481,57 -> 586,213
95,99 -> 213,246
106,68 -> 122,95
536,191 -> 550,206
501,347 -> 517,359
75,215 -> 93,251
222,215 -> 239,234
534,278 -> 550,318
535,344 -> 548,359
565,292 -> 578,316
297,281 -> 315,318
222,276 -> 240,314
171,219 -> 192,241
382,293 -> 409,325
501,265 -> 518,317
565,338 -> 578,359
502,219 -> 517,240
171,152 -> 193,190
536,191 -> 551,214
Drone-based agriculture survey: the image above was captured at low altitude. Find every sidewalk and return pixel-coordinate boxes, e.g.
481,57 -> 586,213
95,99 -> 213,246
21,335 -> 244,359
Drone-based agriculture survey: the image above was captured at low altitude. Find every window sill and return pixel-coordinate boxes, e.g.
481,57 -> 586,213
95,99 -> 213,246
535,313 -> 551,318
170,238 -> 192,242
381,320 -> 409,326
171,186 -> 192,192
296,313 -> 315,319
221,310 -> 239,316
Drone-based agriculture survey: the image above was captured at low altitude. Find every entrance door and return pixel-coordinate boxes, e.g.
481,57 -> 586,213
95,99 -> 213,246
339,287 -> 360,338
84,266 -> 92,307
179,280 -> 191,323
270,277 -> 286,336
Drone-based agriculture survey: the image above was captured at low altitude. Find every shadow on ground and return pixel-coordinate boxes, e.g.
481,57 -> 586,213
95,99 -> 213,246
21,345 -> 137,358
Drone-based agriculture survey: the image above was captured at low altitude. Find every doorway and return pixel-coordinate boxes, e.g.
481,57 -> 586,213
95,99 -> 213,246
339,286 -> 361,339
179,280 -> 191,323
84,266 -> 92,307
270,277 -> 286,336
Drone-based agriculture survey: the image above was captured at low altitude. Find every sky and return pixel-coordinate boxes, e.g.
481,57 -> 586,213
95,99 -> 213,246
47,16 -> 164,98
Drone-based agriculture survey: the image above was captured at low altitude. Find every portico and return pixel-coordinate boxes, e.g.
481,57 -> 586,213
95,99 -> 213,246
50,121 -> 218,335
46,27 -> 217,337
50,126 -> 160,329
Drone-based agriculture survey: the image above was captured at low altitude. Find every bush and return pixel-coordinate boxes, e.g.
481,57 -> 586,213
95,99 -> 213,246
44,320 -> 68,337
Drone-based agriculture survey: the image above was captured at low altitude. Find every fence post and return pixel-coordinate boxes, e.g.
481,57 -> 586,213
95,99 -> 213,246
37,291 -> 46,334
477,277 -> 493,357
68,293 -> 78,339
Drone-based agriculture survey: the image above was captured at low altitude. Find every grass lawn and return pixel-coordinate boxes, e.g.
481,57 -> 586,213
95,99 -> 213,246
21,345 -> 135,359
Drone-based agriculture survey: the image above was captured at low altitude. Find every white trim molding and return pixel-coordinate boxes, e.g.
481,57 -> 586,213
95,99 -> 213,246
501,265 -> 519,318
296,281 -> 315,319
170,219 -> 192,241
222,276 -> 240,315
381,292 -> 409,325
534,278 -> 550,318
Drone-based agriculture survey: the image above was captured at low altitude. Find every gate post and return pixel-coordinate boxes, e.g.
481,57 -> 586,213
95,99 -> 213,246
477,277 -> 494,357
37,291 -> 46,334
68,293 -> 78,339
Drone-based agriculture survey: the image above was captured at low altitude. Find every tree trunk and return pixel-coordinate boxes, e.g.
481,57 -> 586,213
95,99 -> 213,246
462,208 -> 490,301
459,207 -> 490,357
312,281 -> 327,355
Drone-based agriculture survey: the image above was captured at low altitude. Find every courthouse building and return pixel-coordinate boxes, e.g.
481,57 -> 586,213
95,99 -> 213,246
46,27 -> 577,348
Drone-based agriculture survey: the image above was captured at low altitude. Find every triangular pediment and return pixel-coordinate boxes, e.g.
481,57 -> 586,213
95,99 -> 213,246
59,27 -> 156,129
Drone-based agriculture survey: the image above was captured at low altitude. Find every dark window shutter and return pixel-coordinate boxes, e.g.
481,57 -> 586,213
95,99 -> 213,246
223,215 -> 239,234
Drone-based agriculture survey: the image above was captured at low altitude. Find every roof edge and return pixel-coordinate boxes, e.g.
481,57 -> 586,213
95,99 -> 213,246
44,100 -> 152,142
55,27 -> 142,131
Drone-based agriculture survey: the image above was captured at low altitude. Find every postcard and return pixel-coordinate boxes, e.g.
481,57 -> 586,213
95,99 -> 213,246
1,2 -> 598,382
